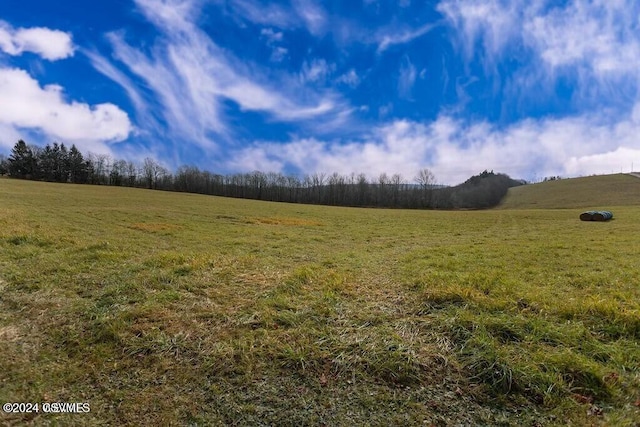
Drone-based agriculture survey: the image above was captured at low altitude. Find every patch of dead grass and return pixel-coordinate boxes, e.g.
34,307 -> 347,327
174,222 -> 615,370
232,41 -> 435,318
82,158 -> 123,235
129,222 -> 180,232
0,325 -> 20,341
250,216 -> 324,226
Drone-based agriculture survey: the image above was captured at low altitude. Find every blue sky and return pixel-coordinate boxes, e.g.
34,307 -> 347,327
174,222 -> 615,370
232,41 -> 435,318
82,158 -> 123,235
1,0 -> 640,184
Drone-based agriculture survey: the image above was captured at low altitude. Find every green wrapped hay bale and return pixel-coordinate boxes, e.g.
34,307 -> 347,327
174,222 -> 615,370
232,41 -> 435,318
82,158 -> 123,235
580,211 -> 596,221
593,211 -> 613,221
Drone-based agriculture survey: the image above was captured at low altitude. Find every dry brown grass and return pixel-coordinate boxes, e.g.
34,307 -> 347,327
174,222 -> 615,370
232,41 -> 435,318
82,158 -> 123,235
128,222 -> 181,232
250,216 -> 325,226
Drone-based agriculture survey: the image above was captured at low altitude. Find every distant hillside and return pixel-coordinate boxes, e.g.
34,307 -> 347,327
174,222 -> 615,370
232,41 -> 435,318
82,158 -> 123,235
498,173 -> 640,209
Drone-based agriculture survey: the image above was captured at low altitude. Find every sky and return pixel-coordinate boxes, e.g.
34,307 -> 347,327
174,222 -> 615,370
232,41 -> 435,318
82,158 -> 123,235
1,0 -> 640,185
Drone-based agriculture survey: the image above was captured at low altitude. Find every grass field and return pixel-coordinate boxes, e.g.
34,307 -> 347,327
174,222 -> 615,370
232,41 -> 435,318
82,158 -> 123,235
1,177 -> 639,425
500,173 -> 640,209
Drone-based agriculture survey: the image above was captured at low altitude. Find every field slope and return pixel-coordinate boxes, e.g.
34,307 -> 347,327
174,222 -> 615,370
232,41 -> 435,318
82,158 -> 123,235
1,178 -> 639,426
500,173 -> 640,209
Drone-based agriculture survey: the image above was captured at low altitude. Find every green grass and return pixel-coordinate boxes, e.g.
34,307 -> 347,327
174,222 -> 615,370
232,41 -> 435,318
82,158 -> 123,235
1,178 -> 639,425
500,173 -> 640,209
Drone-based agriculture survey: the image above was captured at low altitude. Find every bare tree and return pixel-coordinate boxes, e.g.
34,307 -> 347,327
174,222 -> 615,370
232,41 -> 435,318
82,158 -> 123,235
390,173 -> 404,206
142,157 -> 167,189
378,173 -> 390,205
415,168 -> 436,208
415,168 -> 436,187
110,159 -> 128,186
311,172 -> 326,204
87,153 -> 112,185
126,161 -> 138,186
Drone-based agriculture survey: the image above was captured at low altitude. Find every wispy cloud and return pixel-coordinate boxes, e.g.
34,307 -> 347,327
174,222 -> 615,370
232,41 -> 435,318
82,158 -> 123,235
398,56 -> 417,99
227,0 -> 298,29
436,0 -> 521,62
83,49 -> 152,130
523,1 -> 640,78
107,31 -> 223,150
300,59 -> 335,84
97,0 -> 348,154
269,47 -> 288,62
376,22 -> 439,53
225,0 -> 436,54
438,0 -> 640,81
260,28 -> 288,62
260,28 -> 283,44
226,0 -> 328,36
335,69 -> 360,88
292,0 -> 328,36
0,20 -> 75,60
437,0 -> 640,119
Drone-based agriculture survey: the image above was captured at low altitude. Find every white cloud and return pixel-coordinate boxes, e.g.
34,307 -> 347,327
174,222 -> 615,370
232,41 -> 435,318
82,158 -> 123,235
0,21 -> 74,60
565,147 -> 640,176
423,113 -> 640,182
227,120 -> 443,181
0,122 -> 24,149
0,67 -> 132,149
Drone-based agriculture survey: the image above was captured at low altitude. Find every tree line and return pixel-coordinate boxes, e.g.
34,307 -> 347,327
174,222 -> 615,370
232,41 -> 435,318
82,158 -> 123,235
0,140 -> 525,209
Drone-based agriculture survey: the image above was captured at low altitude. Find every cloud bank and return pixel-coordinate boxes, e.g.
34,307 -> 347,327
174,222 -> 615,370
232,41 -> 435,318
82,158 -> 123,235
229,111 -> 640,185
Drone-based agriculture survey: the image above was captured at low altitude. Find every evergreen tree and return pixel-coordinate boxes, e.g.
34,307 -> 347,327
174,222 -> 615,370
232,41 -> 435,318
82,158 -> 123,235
38,144 -> 55,181
56,143 -> 70,182
68,145 -> 89,184
8,140 -> 37,179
